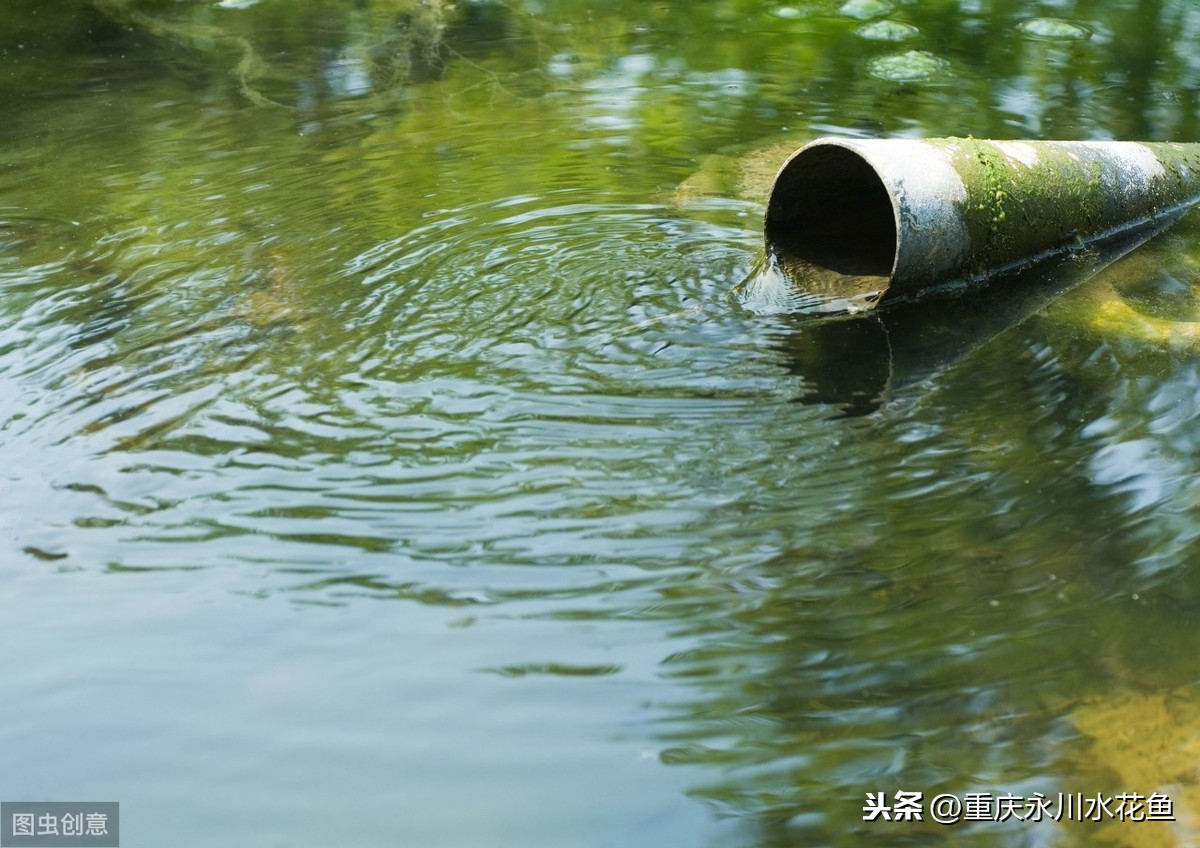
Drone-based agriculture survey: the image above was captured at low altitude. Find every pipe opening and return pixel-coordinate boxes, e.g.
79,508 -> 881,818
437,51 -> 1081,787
765,145 -> 897,284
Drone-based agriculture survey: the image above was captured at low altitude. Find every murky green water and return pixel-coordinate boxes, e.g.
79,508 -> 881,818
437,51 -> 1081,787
4,1 -> 1200,846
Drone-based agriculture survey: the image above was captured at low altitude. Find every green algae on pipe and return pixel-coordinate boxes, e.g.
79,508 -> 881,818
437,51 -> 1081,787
764,137 -> 1200,306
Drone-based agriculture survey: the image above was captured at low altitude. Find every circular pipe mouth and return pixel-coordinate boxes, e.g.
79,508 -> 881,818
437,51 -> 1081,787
764,144 -> 898,281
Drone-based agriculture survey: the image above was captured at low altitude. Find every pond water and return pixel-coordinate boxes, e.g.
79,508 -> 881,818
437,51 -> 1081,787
4,1 -> 1200,846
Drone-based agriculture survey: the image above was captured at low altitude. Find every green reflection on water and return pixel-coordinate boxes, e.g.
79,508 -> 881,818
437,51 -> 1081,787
4,1 -> 1200,847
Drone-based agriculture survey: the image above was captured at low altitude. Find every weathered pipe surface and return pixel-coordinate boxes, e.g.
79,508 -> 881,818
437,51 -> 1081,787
764,137 -> 1200,305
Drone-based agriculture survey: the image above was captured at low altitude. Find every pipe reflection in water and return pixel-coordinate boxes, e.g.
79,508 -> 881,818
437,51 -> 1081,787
764,137 -> 1200,303
758,213 -> 1184,416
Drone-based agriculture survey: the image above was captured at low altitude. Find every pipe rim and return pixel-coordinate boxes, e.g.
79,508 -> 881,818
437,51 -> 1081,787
764,138 -> 900,285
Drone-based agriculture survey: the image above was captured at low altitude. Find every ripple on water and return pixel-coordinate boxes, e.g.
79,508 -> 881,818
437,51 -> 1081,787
867,50 -> 949,82
838,0 -> 893,21
854,20 -> 919,42
340,192 -> 758,388
1,188 -> 813,588
1016,17 -> 1091,41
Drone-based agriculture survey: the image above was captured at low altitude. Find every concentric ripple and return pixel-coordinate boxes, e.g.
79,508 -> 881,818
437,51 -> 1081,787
839,0 -> 893,21
855,19 -> 919,42
867,50 -> 950,82
2,190 -> 809,588
1016,17 -> 1092,40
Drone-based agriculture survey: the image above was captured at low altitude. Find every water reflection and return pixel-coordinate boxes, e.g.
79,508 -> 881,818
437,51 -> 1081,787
6,1 -> 1200,846
744,216 -> 1181,416
658,218 -> 1200,845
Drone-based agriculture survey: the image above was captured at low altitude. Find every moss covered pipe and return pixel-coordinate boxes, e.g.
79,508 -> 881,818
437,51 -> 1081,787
764,137 -> 1200,303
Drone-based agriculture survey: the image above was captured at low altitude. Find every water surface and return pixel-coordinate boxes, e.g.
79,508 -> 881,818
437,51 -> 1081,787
3,1 -> 1200,846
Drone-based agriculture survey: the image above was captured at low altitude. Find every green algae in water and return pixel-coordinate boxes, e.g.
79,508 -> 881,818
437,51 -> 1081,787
1116,269 -> 1200,323
867,50 -> 948,82
1016,17 -> 1091,41
855,19 -> 919,41
839,0 -> 893,22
